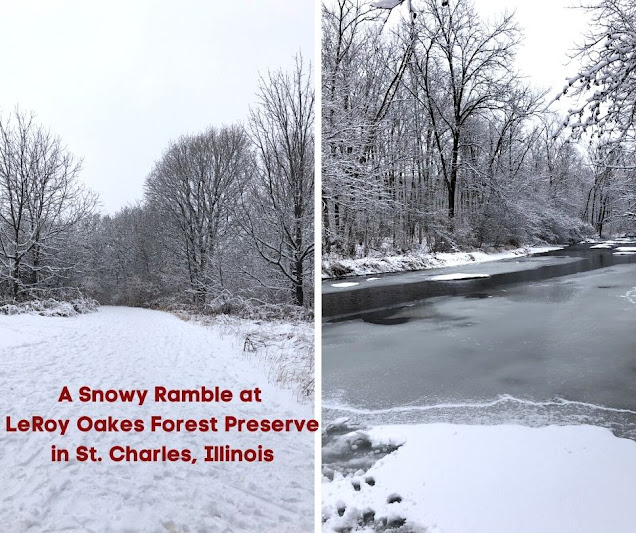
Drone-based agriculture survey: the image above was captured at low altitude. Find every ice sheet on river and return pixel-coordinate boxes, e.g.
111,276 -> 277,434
324,264 -> 636,431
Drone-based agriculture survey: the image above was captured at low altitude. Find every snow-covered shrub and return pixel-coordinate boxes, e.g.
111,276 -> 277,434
170,305 -> 314,401
0,296 -> 98,317
44,301 -> 76,317
240,323 -> 314,401
322,261 -> 355,279
0,304 -> 19,316
190,293 -> 314,322
70,297 -> 100,314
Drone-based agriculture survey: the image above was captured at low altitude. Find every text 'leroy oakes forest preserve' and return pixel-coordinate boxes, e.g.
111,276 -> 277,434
3,386 -> 319,464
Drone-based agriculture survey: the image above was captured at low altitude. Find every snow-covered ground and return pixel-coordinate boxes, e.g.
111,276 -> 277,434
0,307 -> 314,532
322,422 -> 636,533
322,246 -> 563,279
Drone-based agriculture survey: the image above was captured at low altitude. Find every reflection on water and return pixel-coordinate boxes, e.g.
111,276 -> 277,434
324,243 -> 636,319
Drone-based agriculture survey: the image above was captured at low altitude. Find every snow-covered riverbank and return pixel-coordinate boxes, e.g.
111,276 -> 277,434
322,246 -> 563,279
0,307 -> 314,532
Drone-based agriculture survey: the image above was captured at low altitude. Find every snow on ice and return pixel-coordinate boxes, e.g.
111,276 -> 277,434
322,423 -> 636,533
428,273 -> 491,281
0,307 -> 314,532
622,287 -> 636,305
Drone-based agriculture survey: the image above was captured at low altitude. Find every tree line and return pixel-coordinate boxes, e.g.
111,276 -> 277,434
0,57 -> 314,312
322,0 -> 636,259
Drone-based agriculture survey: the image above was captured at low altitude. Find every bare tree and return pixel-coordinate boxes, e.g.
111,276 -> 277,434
323,0 -> 417,255
145,126 -> 250,305
0,110 -> 96,299
412,0 -> 521,220
243,56 -> 314,307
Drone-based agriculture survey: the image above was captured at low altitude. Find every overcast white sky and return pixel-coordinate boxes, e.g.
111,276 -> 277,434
475,0 -> 590,98
0,0 -> 314,213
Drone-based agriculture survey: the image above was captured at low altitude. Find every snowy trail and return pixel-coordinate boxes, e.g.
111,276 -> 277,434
0,307 -> 314,533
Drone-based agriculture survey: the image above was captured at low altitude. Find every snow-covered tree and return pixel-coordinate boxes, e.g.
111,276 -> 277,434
0,110 -> 96,299
560,0 -> 636,144
244,56 -> 314,307
145,126 -> 250,305
554,0 -> 636,231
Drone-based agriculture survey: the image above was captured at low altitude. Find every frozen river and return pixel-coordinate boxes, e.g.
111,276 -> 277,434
323,242 -> 636,438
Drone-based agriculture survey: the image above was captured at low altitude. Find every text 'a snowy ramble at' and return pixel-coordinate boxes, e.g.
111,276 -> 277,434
58,386 -> 258,406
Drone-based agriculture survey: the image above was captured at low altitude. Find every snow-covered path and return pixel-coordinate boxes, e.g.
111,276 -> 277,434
0,307 -> 314,532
